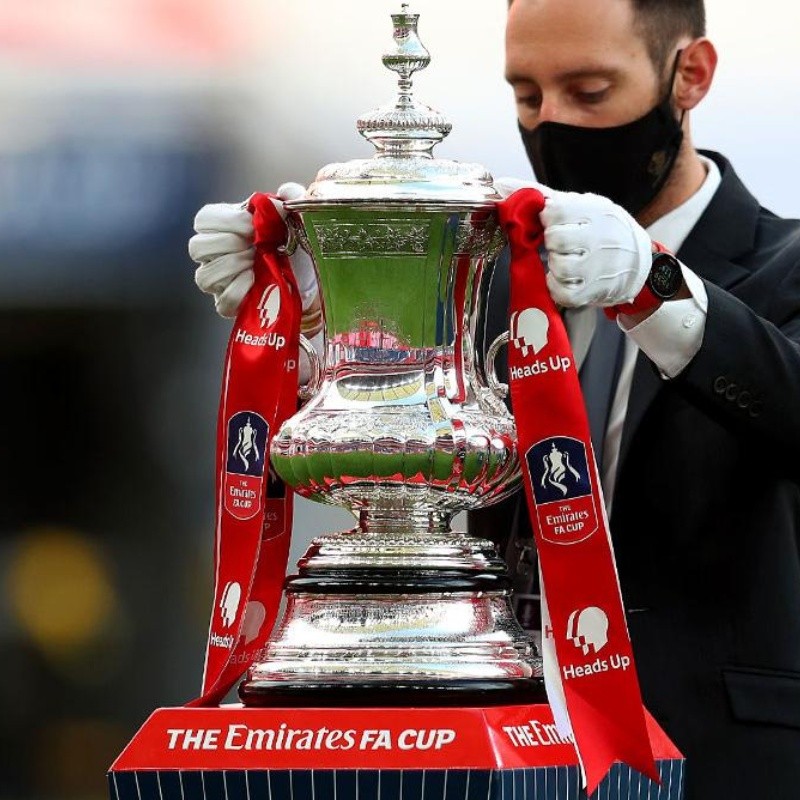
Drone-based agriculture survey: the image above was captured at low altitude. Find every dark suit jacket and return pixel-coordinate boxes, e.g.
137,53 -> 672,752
470,152 -> 800,800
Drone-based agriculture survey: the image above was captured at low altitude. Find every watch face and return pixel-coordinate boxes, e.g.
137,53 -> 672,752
648,252 -> 683,300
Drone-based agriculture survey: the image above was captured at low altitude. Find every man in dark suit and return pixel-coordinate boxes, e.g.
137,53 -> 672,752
189,1 -> 800,796
468,1 -> 800,797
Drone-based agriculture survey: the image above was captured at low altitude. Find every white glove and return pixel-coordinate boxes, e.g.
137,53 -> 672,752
188,182 -> 319,318
494,175 -> 554,200
540,192 -> 652,309
188,200 -> 254,318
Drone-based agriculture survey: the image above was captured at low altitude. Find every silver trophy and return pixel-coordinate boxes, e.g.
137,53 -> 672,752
240,5 -> 543,706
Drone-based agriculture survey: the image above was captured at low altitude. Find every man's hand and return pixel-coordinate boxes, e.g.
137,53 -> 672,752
189,199 -> 255,318
188,183 -> 319,326
496,178 -> 653,309
540,192 -> 652,309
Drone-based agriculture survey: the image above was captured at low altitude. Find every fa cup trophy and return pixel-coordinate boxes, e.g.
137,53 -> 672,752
238,5 -> 543,706
109,10 -> 686,799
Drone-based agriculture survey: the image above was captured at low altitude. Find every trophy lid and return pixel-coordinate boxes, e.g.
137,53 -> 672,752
289,5 -> 499,206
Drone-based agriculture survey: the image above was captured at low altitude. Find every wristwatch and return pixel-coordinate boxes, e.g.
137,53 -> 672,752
607,241 -> 683,318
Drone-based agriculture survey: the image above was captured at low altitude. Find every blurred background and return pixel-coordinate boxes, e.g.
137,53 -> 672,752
0,0 -> 797,797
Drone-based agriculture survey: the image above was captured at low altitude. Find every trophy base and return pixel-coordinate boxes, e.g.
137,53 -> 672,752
240,529 -> 542,706
238,677 -> 547,707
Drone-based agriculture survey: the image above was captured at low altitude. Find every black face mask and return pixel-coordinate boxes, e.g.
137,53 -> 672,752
518,55 -> 685,216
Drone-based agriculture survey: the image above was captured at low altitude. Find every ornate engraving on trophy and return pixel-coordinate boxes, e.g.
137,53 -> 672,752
288,216 -> 312,258
489,225 -> 506,255
313,220 -> 431,257
454,220 -> 496,255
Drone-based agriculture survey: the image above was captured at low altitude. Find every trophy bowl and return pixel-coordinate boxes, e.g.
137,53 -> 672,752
239,5 -> 543,706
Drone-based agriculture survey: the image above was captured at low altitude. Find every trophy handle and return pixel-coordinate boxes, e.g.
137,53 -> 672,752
485,331 -> 509,400
298,334 -> 321,401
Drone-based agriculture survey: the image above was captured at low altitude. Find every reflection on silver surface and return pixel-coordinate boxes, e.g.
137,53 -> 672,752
242,6 -> 540,696
275,203 -> 514,517
250,593 -> 534,684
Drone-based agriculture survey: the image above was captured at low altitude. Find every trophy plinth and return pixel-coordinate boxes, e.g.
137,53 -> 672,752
239,4 -> 543,705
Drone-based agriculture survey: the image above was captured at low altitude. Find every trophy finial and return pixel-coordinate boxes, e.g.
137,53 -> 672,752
382,4 -> 430,95
357,7 -> 451,158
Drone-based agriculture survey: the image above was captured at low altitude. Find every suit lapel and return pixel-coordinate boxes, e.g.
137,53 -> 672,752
615,152 -> 760,479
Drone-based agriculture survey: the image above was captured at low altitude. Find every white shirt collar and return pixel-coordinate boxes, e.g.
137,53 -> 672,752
646,154 -> 721,252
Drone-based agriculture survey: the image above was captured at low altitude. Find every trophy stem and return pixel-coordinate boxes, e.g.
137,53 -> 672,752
357,508 -> 451,535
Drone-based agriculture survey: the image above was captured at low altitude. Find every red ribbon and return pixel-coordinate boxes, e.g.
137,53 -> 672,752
190,194 -> 300,707
498,189 -> 658,794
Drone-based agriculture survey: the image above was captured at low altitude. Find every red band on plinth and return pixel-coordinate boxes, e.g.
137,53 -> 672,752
498,189 -> 657,794
190,194 -> 300,707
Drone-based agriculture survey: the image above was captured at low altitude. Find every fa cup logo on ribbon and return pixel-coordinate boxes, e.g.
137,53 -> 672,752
224,412 -> 270,521
526,437 -> 599,545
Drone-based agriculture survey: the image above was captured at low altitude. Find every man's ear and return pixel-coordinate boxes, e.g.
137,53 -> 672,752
675,38 -> 718,111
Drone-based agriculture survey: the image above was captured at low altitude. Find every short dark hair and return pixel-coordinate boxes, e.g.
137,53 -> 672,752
506,0 -> 707,72
630,0 -> 706,70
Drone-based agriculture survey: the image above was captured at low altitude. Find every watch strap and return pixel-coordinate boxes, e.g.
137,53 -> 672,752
605,241 -> 672,319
